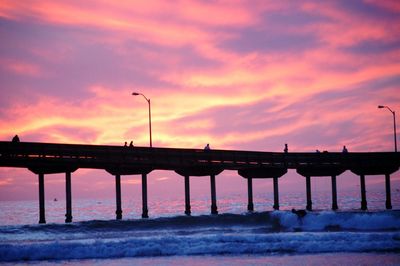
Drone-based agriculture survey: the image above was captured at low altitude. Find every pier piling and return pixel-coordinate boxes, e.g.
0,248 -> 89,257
273,177 -> 279,210
142,173 -> 149,218
210,175 -> 218,215
247,178 -> 254,211
360,175 -> 367,210
297,165 -> 346,212
184,175 -> 191,215
115,174 -> 122,220
38,173 -> 46,224
306,176 -> 312,211
65,172 -> 72,223
331,175 -> 338,210
239,167 -> 287,212
385,174 -> 392,210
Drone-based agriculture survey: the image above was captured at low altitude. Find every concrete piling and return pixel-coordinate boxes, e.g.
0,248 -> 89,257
184,175 -> 191,215
115,174 -> 122,220
210,175 -> 218,215
38,173 -> 46,224
65,172 -> 72,223
273,177 -> 279,210
247,178 -> 254,211
331,175 -> 338,210
385,174 -> 392,210
142,173 -> 149,218
360,175 -> 367,211
305,176 -> 312,211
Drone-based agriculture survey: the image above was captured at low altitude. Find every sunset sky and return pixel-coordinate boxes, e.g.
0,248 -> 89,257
0,1 -> 399,205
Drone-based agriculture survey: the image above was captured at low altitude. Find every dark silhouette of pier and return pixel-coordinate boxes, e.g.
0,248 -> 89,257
0,141 -> 399,223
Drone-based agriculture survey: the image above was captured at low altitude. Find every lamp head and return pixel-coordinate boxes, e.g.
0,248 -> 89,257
378,105 -> 385,109
132,92 -> 140,96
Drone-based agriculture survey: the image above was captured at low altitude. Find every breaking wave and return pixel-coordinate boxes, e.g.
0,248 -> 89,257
1,211 -> 399,262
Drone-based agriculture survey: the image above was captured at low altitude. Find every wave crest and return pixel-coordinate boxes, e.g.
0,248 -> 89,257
1,211 -> 399,262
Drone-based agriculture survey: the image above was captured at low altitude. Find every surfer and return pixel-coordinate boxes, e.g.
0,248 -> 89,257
291,208 -> 307,218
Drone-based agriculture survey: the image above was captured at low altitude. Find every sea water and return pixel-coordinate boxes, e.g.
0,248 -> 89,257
0,191 -> 399,265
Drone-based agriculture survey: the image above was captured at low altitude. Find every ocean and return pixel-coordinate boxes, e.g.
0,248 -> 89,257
1,191 -> 399,265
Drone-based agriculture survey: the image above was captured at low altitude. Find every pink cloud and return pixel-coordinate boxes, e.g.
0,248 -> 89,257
0,59 -> 42,77
301,1 -> 400,47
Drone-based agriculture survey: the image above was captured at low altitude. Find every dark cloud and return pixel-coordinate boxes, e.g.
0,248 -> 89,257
337,0 -> 400,19
217,7 -> 326,54
311,75 -> 400,103
218,27 -> 320,54
341,39 -> 400,55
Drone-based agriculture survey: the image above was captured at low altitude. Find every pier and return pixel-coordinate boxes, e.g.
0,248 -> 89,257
0,141 -> 399,223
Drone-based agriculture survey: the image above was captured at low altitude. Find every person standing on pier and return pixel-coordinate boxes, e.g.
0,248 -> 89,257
284,144 -> 288,153
12,135 -> 20,142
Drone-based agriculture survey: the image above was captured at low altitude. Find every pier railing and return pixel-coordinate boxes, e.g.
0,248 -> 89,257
1,141 -> 398,170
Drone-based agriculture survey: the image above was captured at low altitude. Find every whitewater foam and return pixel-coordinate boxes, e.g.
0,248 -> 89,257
271,210 -> 400,231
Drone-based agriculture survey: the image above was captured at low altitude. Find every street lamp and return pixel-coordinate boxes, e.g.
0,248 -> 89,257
378,105 -> 397,152
132,92 -> 152,147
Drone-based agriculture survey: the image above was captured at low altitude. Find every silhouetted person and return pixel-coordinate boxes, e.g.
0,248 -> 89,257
12,135 -> 20,143
129,141 -> 134,147
292,208 -> 307,218
342,145 -> 348,153
204,143 -> 210,150
284,143 -> 288,153
124,142 -> 127,147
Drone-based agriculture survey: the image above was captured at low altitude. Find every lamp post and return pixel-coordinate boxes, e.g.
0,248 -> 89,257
132,92 -> 152,147
378,105 -> 397,152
